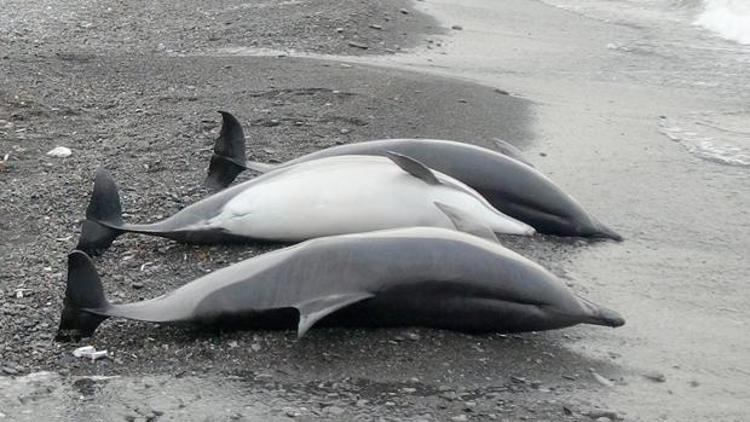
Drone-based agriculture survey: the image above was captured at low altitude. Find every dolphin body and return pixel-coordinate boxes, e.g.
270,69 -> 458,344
206,112 -> 622,241
77,153 -> 534,255
57,227 -> 625,341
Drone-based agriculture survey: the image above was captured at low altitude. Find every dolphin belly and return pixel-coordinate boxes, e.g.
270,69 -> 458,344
206,158 -> 482,241
316,281 -> 575,333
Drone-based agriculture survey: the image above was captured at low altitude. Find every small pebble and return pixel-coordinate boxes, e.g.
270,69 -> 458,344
347,41 -> 368,49
46,146 -> 72,158
643,371 -> 666,383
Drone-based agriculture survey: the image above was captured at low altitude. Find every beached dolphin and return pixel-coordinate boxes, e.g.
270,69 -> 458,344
206,112 -> 622,240
77,153 -> 535,255
56,227 -> 625,341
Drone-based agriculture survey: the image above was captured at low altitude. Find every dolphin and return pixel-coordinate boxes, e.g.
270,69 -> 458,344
56,227 -> 625,341
77,153 -> 535,255
206,111 -> 622,241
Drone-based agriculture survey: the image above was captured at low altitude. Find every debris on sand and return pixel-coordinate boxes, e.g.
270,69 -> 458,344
591,371 -> 615,387
643,371 -> 666,383
14,288 -> 33,299
348,41 -> 369,49
46,146 -> 72,158
583,409 -> 622,421
72,346 -> 109,361
0,154 -> 8,172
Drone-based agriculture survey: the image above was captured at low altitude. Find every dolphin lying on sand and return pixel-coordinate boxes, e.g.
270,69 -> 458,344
56,227 -> 624,341
206,111 -> 622,241
77,153 -> 534,255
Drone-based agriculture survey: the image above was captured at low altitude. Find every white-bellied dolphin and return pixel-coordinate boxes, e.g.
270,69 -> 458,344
56,227 -> 624,341
77,153 -> 534,255
206,112 -> 622,241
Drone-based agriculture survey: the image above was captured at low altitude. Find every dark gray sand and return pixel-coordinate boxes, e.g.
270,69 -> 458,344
0,0 -> 709,421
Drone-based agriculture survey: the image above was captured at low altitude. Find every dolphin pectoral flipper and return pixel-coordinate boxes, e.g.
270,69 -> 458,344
385,151 -> 441,185
205,111 -> 249,191
434,202 -> 500,243
295,292 -> 375,338
76,168 -> 126,256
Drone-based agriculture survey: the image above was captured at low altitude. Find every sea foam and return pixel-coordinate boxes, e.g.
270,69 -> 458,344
694,0 -> 750,44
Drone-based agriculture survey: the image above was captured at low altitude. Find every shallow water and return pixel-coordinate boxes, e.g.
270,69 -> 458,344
540,0 -> 750,168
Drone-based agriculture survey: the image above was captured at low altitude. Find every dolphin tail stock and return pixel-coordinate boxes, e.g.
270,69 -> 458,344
55,251 -> 112,342
76,168 -> 126,256
205,111 -> 249,191
244,160 -> 276,173
576,295 -> 625,328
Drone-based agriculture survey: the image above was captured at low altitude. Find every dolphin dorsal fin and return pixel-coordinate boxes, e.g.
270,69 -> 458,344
295,292 -> 374,337
492,138 -> 534,167
434,202 -> 500,243
385,151 -> 441,185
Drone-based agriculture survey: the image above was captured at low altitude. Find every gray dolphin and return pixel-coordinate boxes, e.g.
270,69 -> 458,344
206,111 -> 622,241
57,227 -> 624,341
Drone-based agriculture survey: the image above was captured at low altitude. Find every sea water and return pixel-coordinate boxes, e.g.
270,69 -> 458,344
541,0 -> 750,167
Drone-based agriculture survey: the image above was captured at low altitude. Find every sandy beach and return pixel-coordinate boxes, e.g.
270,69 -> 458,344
2,0 -> 749,421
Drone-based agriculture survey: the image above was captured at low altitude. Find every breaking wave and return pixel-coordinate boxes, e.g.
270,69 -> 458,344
694,0 -> 750,44
659,113 -> 750,167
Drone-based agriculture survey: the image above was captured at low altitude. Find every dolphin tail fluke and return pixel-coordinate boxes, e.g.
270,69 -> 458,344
577,296 -> 625,328
55,251 -> 111,342
76,168 -> 125,256
205,111 -> 248,191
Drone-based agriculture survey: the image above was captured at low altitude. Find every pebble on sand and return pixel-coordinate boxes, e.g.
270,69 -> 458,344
347,41 -> 369,49
592,372 -> 615,387
643,371 -> 666,383
452,25 -> 464,30
72,346 -> 109,361
46,146 -> 72,158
